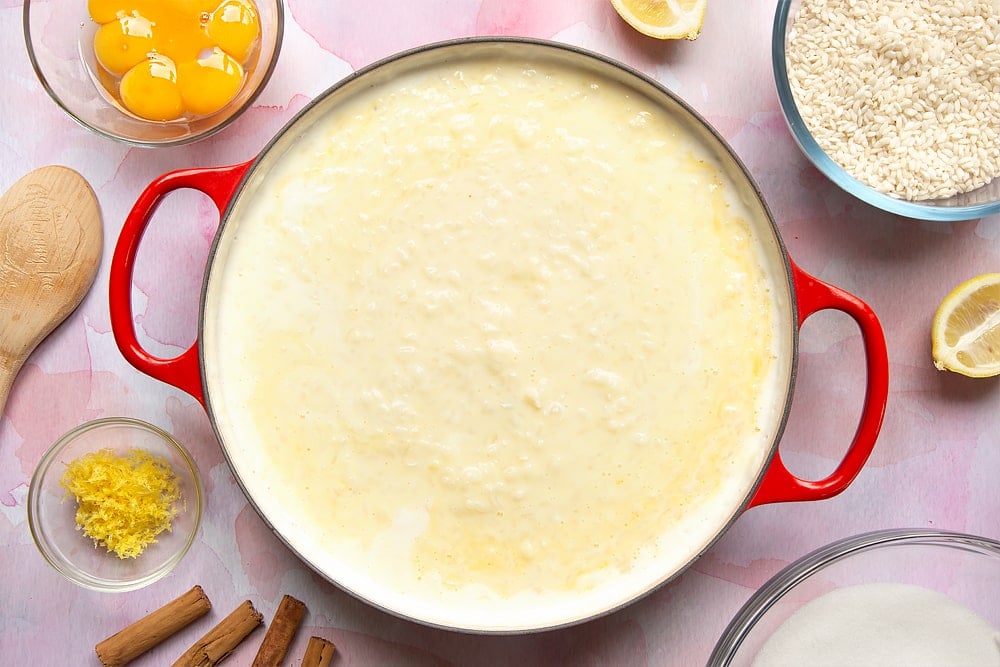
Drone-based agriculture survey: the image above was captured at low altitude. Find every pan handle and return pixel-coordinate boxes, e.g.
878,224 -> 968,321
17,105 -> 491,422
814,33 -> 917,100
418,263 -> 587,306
747,260 -> 889,508
108,160 -> 254,406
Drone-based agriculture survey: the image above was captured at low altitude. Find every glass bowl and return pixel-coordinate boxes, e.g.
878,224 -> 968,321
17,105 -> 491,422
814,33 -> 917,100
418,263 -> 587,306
773,0 -> 1000,221
23,0 -> 284,147
708,529 -> 1000,666
27,417 -> 203,592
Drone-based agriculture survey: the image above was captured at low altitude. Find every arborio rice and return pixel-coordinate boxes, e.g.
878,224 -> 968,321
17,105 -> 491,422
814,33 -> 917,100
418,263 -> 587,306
785,0 -> 1000,201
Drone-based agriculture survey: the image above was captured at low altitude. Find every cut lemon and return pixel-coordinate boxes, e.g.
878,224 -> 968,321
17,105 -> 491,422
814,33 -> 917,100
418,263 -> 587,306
610,0 -> 706,40
931,273 -> 1000,378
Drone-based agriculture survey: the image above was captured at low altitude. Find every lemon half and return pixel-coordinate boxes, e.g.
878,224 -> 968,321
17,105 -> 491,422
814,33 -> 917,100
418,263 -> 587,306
610,0 -> 706,40
931,273 -> 1000,378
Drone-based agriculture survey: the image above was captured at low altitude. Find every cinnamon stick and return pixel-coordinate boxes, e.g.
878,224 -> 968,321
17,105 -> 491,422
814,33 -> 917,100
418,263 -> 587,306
301,636 -> 336,667
251,594 -> 307,667
172,600 -> 264,667
95,585 -> 212,667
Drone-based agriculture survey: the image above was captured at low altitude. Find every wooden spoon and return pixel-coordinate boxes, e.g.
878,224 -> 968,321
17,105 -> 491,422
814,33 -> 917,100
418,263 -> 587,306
0,166 -> 102,415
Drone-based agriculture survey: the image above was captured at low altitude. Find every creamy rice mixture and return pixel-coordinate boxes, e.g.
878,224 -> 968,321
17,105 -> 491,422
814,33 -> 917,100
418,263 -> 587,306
205,53 -> 788,629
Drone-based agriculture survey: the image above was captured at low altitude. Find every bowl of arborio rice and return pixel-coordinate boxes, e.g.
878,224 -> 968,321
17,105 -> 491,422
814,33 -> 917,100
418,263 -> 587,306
773,0 -> 1000,221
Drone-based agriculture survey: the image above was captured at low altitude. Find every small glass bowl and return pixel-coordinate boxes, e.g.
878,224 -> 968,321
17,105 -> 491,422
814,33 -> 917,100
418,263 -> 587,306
23,0 -> 284,147
773,0 -> 1000,221
27,417 -> 203,592
708,529 -> 1000,666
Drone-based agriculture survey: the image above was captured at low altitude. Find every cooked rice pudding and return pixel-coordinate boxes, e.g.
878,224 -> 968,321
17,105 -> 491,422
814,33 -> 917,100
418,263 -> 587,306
204,48 -> 791,630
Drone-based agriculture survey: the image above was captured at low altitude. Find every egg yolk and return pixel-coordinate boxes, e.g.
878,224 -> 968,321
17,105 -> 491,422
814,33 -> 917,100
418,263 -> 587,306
89,0 -> 261,122
119,54 -> 184,122
88,0 -> 124,25
93,13 -> 155,75
206,0 -> 260,62
168,0 -> 225,16
177,48 -> 244,116
146,10 -> 213,63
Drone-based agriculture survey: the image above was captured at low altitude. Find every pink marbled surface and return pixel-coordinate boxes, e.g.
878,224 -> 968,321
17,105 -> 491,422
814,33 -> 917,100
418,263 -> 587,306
2,1 -> 1000,665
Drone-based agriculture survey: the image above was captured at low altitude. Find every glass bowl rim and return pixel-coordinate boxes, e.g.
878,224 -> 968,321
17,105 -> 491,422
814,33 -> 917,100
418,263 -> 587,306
26,416 -> 205,592
771,0 -> 1000,222
707,527 -> 1000,666
21,0 -> 285,148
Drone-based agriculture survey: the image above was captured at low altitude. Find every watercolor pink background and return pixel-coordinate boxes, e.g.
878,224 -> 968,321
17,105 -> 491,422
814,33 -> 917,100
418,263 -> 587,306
2,1 -> 999,664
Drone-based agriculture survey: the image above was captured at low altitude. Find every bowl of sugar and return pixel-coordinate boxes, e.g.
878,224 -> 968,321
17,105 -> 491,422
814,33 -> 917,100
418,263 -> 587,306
773,0 -> 1000,221
708,529 -> 1000,666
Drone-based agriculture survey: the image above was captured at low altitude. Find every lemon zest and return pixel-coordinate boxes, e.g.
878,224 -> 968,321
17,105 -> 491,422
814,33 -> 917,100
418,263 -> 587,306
59,448 -> 181,559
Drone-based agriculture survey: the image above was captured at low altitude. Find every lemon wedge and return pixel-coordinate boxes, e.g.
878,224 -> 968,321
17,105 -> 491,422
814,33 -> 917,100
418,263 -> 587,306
931,273 -> 1000,378
610,0 -> 707,40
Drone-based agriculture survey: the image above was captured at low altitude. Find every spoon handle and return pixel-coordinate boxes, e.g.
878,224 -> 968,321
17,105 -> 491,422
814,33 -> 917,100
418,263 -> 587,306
0,361 -> 18,418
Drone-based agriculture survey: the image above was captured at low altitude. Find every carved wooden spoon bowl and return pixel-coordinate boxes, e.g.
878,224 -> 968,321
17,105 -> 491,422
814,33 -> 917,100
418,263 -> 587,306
0,166 -> 102,414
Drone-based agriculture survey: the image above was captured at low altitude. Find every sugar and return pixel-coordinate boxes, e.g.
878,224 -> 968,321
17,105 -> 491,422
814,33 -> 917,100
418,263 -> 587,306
753,582 -> 1000,667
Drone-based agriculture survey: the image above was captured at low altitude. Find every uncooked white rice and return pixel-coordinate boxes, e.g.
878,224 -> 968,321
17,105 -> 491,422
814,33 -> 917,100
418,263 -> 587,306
785,0 -> 1000,201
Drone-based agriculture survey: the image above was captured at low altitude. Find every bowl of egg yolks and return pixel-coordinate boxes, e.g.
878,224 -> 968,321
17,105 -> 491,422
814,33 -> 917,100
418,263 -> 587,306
23,0 -> 283,146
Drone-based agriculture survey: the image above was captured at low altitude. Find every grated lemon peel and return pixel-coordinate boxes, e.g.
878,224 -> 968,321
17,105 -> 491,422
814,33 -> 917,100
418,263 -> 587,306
59,447 -> 181,559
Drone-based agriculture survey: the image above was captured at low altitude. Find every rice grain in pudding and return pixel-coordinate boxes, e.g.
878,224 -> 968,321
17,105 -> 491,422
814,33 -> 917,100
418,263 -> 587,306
203,48 -> 792,631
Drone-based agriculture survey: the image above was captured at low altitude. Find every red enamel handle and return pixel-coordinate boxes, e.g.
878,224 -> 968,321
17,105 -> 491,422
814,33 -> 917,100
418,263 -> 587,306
747,260 -> 889,508
108,160 -> 254,406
